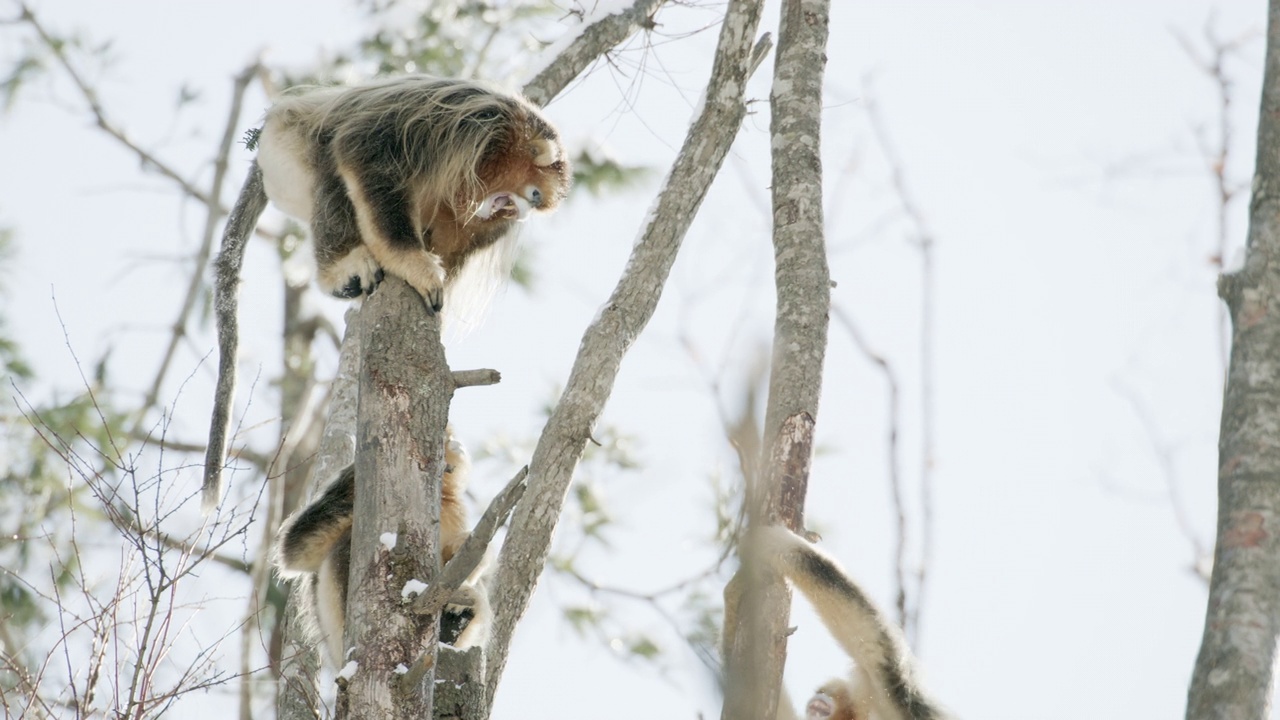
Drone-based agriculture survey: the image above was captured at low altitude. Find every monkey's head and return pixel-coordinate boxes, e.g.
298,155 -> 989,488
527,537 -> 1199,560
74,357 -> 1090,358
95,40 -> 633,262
373,78 -> 569,235
469,106 -> 570,223
806,679 -> 859,720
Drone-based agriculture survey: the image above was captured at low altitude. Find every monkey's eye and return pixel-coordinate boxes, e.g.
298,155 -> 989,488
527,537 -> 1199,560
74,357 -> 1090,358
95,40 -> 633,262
470,108 -> 500,123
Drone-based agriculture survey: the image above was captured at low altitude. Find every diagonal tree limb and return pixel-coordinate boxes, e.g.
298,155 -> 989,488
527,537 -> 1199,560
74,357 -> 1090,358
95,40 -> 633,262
521,0 -> 667,107
483,1 -> 772,713
18,3 -> 222,208
411,467 -> 528,619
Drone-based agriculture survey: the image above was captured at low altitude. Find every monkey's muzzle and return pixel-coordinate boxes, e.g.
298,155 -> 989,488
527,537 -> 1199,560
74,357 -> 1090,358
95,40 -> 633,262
805,692 -> 835,719
477,191 -> 534,221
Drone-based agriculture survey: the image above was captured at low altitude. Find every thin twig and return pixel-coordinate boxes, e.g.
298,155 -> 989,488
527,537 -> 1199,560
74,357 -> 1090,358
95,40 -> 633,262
522,0 -> 668,107
864,86 -> 936,647
1174,22 -> 1256,376
136,60 -> 261,431
831,304 -> 908,626
18,4 -> 222,208
451,369 -> 502,388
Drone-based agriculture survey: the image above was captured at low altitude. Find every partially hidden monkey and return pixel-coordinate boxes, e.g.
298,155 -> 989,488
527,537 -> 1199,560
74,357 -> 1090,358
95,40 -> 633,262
202,76 -> 571,511
274,427 -> 489,665
730,527 -> 947,720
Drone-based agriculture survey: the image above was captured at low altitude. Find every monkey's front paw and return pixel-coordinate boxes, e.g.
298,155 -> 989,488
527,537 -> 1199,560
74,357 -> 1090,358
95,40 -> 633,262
319,247 -> 383,299
424,285 -> 444,314
405,257 -> 447,314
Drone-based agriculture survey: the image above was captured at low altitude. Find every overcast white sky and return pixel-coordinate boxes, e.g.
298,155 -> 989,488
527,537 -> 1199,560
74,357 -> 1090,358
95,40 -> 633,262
0,1 -> 1267,718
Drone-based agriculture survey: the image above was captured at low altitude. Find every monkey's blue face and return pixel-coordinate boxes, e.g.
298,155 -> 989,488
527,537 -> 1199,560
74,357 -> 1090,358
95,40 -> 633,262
470,117 -> 569,223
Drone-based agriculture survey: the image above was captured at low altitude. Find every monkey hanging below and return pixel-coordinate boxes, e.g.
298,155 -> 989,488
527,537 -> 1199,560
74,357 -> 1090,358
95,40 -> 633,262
274,427 -> 490,664
729,527 -> 949,720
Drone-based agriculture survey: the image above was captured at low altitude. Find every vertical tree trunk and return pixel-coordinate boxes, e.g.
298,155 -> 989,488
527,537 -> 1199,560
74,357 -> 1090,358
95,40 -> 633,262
1187,2 -> 1280,718
761,0 -> 832,537
721,1 -> 830,719
341,277 -> 453,720
278,308 -> 362,720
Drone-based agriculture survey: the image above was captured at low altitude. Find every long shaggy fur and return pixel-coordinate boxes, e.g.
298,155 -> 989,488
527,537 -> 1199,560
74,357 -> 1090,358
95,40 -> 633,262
274,428 -> 489,665
257,75 -> 569,306
751,527 -> 947,720
201,75 -> 569,511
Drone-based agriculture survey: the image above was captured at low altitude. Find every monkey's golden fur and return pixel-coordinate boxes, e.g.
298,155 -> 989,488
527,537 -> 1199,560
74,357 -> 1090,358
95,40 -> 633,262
727,527 -> 947,720
202,76 -> 569,511
256,75 -> 570,307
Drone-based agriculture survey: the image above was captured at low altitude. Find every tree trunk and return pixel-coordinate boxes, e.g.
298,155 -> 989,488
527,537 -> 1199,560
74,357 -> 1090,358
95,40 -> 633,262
340,277 -> 453,720
1186,2 -> 1280,718
277,308 -> 362,720
721,1 -> 830,719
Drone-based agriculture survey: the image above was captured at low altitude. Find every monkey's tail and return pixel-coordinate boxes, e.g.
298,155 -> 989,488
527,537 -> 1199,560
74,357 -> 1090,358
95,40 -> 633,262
759,526 -> 946,720
275,465 -> 356,574
203,162 -> 270,513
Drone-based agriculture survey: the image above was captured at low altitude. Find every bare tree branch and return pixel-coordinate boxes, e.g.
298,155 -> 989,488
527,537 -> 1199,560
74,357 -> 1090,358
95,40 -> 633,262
1175,21 -> 1257,372
1187,1 -> 1280,717
16,3 -> 224,208
451,369 -> 502,388
830,305 -> 910,625
137,61 -> 261,430
864,87 -> 937,648
410,467 -> 528,618
521,0 -> 667,107
483,1 -> 771,712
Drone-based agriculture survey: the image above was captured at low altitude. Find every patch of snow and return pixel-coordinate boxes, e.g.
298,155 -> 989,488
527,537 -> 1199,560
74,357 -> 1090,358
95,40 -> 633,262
402,579 -> 429,600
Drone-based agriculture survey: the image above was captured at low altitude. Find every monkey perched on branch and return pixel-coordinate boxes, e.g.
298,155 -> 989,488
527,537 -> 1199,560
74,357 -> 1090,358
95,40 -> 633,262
731,527 -> 947,720
275,427 -> 490,664
202,76 -> 571,511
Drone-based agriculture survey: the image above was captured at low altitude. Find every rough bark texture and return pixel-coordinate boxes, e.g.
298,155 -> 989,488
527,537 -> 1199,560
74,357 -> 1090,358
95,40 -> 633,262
481,1 -> 768,714
277,308 -> 362,720
1186,2 -> 1280,718
342,277 -> 452,720
432,646 -> 486,720
722,1 -> 830,719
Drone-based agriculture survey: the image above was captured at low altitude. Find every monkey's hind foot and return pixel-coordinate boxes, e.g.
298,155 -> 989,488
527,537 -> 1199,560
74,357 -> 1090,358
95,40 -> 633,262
319,246 -> 383,299
440,584 -> 488,648
440,606 -> 475,647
